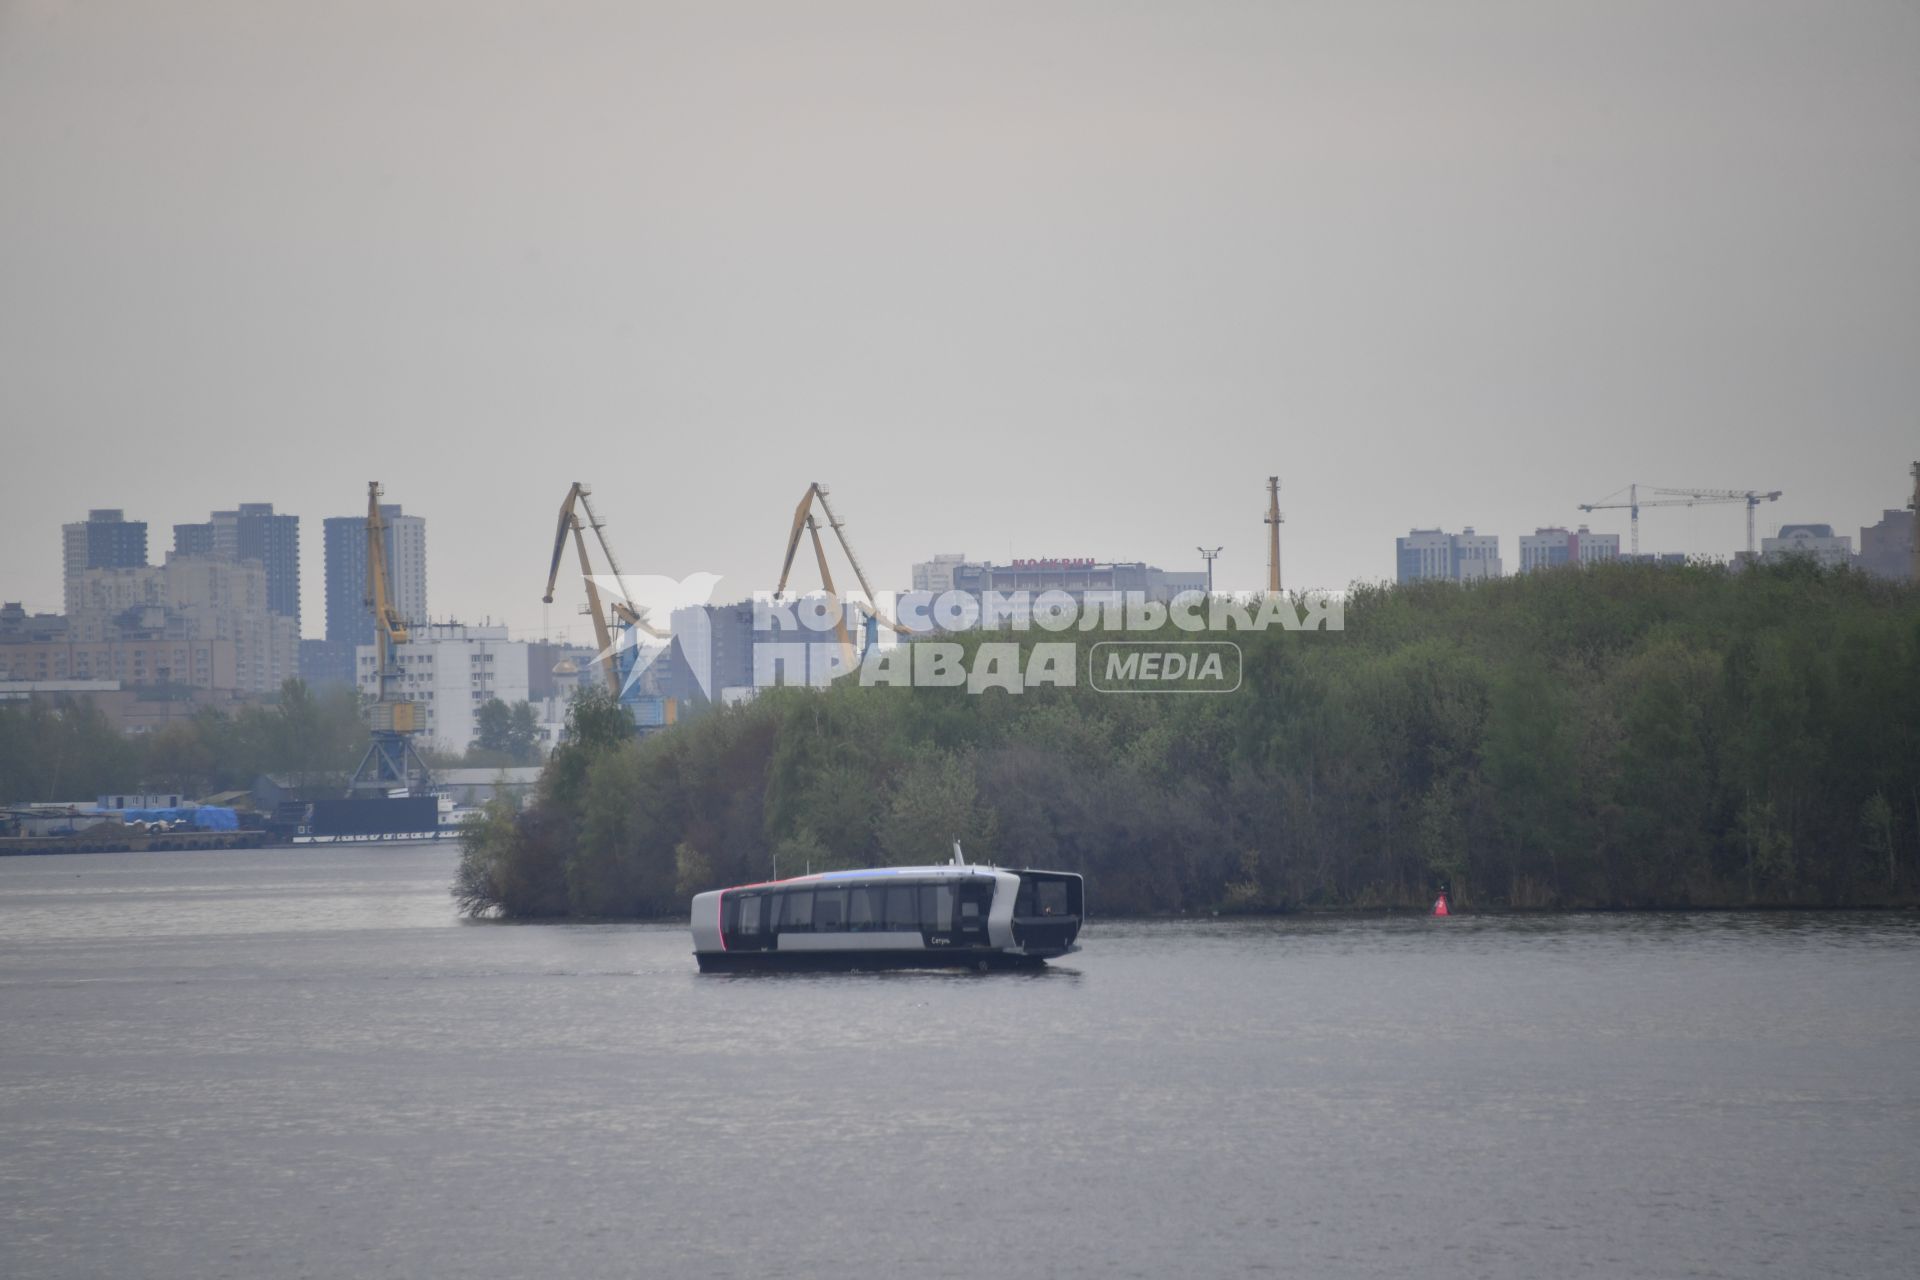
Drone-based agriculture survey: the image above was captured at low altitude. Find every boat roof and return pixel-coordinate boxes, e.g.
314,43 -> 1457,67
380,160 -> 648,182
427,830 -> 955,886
710,865 -> 1008,894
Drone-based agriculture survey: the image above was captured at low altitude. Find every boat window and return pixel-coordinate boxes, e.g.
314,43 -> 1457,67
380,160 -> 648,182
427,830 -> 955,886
737,894 -> 764,937
921,883 -> 954,932
957,879 -> 992,930
1034,879 -> 1072,917
1014,879 -> 1036,917
778,889 -> 813,932
813,887 -> 847,932
884,885 -> 918,930
848,884 -> 884,932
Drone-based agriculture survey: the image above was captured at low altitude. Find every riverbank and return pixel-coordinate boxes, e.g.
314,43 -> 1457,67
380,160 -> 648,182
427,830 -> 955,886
458,563 -> 1920,921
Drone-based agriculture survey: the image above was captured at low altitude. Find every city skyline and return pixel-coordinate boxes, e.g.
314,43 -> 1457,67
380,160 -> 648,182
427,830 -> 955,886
7,470 -> 1914,649
3,1 -> 1916,642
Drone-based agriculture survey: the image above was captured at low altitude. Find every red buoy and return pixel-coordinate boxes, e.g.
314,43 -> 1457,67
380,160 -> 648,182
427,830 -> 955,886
1432,893 -> 1449,917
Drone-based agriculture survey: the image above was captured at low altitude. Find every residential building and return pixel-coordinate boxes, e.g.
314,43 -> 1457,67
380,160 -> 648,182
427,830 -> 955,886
0,631 -> 238,691
172,504 -> 302,628
356,622 -> 527,754
1762,523 -> 1854,568
298,638 -> 357,691
66,566 -> 168,640
0,603 -> 67,645
165,555 -> 299,695
62,509 -> 148,615
1518,526 -> 1620,573
911,553 -> 969,595
944,558 -> 1207,603
325,506 -> 428,647
9,555 -> 292,697
665,601 -> 761,705
1396,528 -> 1503,583
659,598 -> 891,707
171,522 -> 215,557
1857,509 -> 1915,580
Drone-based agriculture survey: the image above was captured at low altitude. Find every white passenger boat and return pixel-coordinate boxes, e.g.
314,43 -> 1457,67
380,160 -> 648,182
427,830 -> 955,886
690,848 -> 1082,972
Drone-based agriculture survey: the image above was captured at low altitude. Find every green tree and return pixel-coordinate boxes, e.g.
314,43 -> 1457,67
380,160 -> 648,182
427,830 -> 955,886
472,698 -> 512,755
877,749 -> 996,865
506,701 -> 541,764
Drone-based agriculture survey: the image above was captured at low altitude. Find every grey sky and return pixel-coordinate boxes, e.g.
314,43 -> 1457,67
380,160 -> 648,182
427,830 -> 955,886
3,0 -> 1915,646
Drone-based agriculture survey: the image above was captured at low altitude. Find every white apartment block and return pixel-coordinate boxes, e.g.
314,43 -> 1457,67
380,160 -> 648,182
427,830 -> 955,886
911,553 -> 968,595
384,514 -> 430,629
1762,523 -> 1854,568
1518,525 -> 1621,573
1395,528 -> 1502,583
357,622 -> 530,754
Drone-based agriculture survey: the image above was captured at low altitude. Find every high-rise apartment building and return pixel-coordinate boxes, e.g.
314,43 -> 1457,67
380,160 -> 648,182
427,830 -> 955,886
1395,529 -> 1502,583
11,558 -> 291,695
164,555 -> 300,694
172,504 -> 301,629
325,506 -> 428,647
1518,526 -> 1620,573
172,522 -> 215,557
1857,509 -> 1915,580
61,509 -> 148,614
911,554 -> 969,594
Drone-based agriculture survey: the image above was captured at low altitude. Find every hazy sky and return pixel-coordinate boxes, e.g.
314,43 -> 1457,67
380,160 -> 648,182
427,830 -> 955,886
4,0 -> 1916,645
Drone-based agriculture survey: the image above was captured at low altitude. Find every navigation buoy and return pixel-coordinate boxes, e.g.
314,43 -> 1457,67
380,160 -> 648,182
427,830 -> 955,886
1432,893 -> 1450,917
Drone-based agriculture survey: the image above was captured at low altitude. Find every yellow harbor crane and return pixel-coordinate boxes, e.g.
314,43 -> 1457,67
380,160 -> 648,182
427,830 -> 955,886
349,481 -> 432,795
1579,484 -> 1783,557
775,482 -> 909,673
543,482 -> 666,700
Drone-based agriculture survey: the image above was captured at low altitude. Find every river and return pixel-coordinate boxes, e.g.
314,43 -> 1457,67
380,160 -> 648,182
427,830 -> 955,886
2,844 -> 1917,1278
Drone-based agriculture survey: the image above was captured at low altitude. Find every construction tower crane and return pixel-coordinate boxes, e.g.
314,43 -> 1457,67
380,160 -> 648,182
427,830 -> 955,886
775,482 -> 908,674
349,481 -> 432,795
543,482 -> 665,698
1579,483 -> 1783,557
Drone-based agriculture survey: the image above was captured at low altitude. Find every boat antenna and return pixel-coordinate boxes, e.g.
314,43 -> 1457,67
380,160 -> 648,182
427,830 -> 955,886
951,838 -> 966,866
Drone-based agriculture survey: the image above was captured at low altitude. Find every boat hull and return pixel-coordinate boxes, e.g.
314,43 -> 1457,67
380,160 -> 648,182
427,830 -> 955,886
695,945 -> 1074,974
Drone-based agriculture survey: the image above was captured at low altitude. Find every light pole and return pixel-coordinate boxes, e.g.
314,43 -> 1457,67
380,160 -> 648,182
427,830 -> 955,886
1197,546 -> 1223,595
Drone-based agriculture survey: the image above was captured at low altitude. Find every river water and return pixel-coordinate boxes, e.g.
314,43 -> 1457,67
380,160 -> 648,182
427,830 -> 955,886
2,844 -> 1917,1279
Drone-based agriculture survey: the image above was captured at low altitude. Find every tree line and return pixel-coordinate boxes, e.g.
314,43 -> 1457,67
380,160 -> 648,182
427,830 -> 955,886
0,682 -> 545,802
455,560 -> 1920,919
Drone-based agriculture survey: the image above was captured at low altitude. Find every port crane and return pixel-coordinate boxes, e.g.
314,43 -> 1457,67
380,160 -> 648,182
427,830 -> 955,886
543,482 -> 665,698
1579,483 -> 1783,557
349,481 -> 432,795
775,482 -> 908,674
